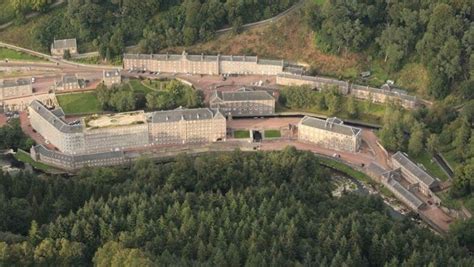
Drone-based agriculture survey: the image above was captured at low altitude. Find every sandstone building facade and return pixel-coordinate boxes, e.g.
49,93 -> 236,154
55,74 -> 82,91
276,73 -> 419,109
391,151 -> 439,197
298,116 -> 361,152
29,100 -> 226,157
0,78 -> 33,101
103,70 -> 122,87
149,108 -> 226,145
51,39 -> 78,57
209,88 -> 275,117
123,51 -> 290,76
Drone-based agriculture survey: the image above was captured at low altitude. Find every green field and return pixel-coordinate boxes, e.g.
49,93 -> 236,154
56,92 -> 103,115
0,47 -> 43,61
264,129 -> 281,138
410,151 -> 449,181
234,130 -> 250,139
14,150 -> 53,172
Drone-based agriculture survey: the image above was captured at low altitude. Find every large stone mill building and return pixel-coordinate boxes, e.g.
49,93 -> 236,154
298,116 -> 362,152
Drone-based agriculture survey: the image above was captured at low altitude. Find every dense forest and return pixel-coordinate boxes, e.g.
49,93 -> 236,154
0,119 -> 34,151
306,0 -> 472,99
15,0 -> 298,59
1,149 -> 474,265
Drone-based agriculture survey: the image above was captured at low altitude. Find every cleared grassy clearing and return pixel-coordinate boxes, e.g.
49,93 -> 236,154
57,92 -> 102,115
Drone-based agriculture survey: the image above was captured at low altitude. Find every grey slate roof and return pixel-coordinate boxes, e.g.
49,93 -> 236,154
151,107 -> 220,123
51,108 -> 65,118
386,175 -> 425,209
215,89 -> 274,102
104,70 -> 120,77
63,74 -> 78,84
52,39 -> 77,49
300,116 -> 361,137
367,162 -> 386,177
30,100 -> 83,134
0,78 -> 31,88
392,151 -> 438,188
34,145 -> 124,163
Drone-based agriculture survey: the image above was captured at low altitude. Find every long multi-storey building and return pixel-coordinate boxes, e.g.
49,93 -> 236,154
29,100 -> 226,156
29,100 -> 85,154
83,112 -> 150,153
209,88 -> 275,117
391,151 -> 439,196
30,145 -> 129,170
276,73 -> 419,109
0,78 -> 33,101
381,168 -> 426,211
149,108 -> 226,145
298,116 -> 361,152
123,51 -> 296,76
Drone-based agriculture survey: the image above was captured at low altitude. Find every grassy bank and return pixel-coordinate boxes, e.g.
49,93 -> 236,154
0,47 -> 43,61
57,92 -> 102,115
14,150 -> 52,172
410,151 -> 449,181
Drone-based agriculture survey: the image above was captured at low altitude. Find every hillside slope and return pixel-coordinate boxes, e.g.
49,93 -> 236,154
161,9 -> 430,97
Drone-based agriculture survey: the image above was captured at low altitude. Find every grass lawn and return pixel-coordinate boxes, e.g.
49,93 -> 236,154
234,130 -> 250,139
57,92 -> 103,115
14,150 -> 53,172
410,151 -> 449,181
264,129 -> 281,138
142,79 -> 171,91
0,47 -> 43,61
127,79 -> 154,94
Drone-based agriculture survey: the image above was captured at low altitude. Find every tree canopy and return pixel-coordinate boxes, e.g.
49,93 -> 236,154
1,149 -> 473,265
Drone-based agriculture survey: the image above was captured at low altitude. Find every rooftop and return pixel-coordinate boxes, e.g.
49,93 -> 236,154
84,111 -> 147,129
0,78 -> 32,88
386,174 -> 425,209
151,107 -> 222,123
63,74 -> 78,84
392,151 -> 438,188
299,116 -> 361,137
214,88 -> 275,102
29,100 -> 83,134
34,145 -> 125,163
104,70 -> 121,78
52,39 -> 77,50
